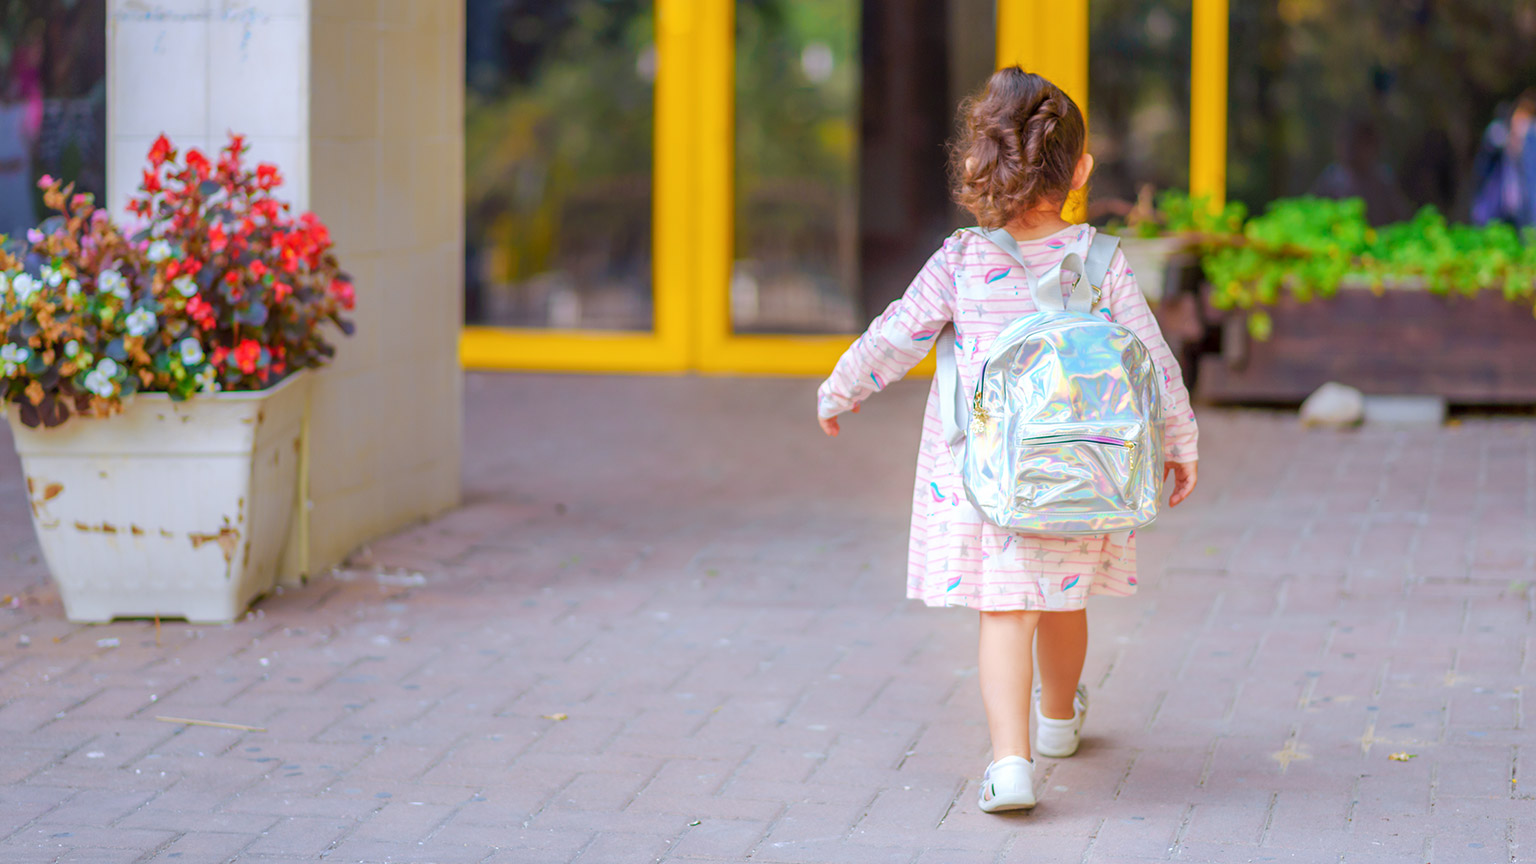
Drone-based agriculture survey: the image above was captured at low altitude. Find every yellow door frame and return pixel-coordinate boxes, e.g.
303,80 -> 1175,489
462,0 -> 1228,376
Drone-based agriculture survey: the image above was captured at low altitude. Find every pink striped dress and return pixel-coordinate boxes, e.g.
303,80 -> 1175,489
818,224 -> 1199,612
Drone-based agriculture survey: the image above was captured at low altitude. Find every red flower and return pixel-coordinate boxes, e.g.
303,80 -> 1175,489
256,163 -> 282,191
232,340 -> 262,375
250,259 -> 268,279
272,281 -> 292,302
186,149 -> 212,182
186,295 -> 217,330
148,134 -> 174,168
141,169 -> 162,194
182,258 -> 203,278
209,221 -> 228,253
225,133 -> 247,157
330,279 -> 355,310
166,261 -> 182,279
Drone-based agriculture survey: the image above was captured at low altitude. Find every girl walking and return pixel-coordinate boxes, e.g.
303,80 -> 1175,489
816,68 -> 1199,812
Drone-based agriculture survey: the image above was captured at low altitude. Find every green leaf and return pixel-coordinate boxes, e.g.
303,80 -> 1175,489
1247,310 -> 1273,342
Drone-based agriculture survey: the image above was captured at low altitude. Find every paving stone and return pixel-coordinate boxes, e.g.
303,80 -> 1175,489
2,376 -> 1534,863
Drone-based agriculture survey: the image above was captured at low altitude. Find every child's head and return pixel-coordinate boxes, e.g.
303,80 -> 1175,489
950,67 -> 1092,229
1514,88 -> 1536,127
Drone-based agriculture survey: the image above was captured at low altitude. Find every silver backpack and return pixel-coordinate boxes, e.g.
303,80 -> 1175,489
936,229 -> 1164,536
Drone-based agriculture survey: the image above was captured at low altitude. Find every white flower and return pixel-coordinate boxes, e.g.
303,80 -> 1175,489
172,275 -> 197,297
97,269 -> 130,300
194,365 -> 220,393
11,273 -> 38,301
147,241 -> 173,263
84,358 -> 120,398
66,279 -> 82,299
84,370 -> 113,397
126,308 -> 158,337
41,265 -> 64,288
2,343 -> 30,378
178,338 -> 204,366
64,341 -> 80,358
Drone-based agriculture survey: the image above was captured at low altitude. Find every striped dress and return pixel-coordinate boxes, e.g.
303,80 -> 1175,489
817,224 -> 1200,612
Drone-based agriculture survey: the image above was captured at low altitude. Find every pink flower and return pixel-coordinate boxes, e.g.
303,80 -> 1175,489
35,174 -> 54,190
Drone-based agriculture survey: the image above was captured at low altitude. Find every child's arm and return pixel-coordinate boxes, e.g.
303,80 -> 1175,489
1101,248 -> 1199,503
817,245 -> 956,431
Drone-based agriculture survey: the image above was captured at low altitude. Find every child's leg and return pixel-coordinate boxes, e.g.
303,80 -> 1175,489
1036,609 -> 1089,720
978,610 -> 1041,759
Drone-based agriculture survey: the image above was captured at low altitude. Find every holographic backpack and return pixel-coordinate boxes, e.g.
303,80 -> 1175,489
935,229 -> 1164,536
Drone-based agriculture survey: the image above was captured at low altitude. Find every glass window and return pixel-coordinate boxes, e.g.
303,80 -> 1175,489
859,0 -> 994,322
1087,0 -> 1191,221
0,0 -> 106,239
1227,2 -> 1536,225
732,0 -> 861,334
733,0 -> 995,333
465,0 -> 655,330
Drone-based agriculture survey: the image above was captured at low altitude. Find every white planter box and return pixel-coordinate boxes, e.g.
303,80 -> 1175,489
7,373 -> 309,623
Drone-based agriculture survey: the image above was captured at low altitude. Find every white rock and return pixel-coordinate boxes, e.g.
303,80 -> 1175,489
1300,382 -> 1364,428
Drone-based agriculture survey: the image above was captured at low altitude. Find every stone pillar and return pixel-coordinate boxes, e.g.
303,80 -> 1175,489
305,1 -> 463,568
106,0 -> 463,574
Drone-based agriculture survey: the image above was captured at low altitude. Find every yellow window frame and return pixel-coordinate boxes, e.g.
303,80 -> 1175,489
461,0 -> 1229,376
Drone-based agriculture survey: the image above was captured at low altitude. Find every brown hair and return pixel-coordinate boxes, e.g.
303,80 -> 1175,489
949,67 -> 1086,229
1516,88 -> 1536,116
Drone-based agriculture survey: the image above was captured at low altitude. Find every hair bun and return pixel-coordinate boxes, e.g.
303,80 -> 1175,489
949,68 -> 1086,229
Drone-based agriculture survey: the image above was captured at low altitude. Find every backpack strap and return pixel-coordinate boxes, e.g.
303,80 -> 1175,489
935,326 -> 967,451
1085,231 -> 1121,305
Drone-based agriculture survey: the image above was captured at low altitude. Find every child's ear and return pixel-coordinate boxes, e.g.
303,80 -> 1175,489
1071,153 -> 1095,191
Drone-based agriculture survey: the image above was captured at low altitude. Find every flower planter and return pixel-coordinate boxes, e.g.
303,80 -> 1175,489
1118,236 -> 1186,303
7,373 -> 309,623
1193,285 -> 1536,405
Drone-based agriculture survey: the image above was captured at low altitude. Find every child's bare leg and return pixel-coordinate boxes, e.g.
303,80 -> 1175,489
978,610 -> 1041,759
1036,609 -> 1089,719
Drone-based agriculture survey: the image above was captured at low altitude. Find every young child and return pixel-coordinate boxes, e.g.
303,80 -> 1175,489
816,67 -> 1199,813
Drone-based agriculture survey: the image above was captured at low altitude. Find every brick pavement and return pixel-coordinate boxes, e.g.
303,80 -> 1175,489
0,372 -> 1532,863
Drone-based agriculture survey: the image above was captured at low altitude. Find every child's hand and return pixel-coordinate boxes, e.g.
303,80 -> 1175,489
819,404 -> 859,437
1164,460 -> 1198,507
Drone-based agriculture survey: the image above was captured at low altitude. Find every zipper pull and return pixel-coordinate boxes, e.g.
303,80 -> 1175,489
971,392 -> 988,434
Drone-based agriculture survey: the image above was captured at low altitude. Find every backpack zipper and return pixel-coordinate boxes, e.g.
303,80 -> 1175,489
1020,433 -> 1137,449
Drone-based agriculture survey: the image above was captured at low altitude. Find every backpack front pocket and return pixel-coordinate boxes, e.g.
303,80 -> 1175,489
1011,423 -> 1145,515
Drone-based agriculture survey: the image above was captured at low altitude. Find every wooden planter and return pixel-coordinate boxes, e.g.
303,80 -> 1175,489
1192,285 -> 1536,405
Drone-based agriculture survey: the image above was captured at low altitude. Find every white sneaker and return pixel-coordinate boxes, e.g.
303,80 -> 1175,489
977,755 -> 1036,812
1034,683 -> 1089,758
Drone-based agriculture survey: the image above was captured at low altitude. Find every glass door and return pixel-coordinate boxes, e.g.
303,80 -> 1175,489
462,0 -> 686,372
459,0 -> 1230,376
